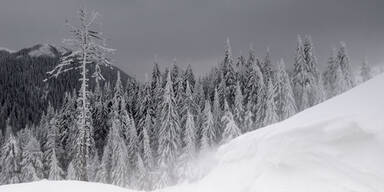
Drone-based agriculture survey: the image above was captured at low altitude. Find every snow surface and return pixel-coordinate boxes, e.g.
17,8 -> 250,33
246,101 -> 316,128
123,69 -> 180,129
0,180 -> 135,192
1,74 -> 384,192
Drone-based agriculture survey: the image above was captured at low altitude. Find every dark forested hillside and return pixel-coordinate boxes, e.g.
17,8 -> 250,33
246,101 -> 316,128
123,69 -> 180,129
0,44 -> 131,132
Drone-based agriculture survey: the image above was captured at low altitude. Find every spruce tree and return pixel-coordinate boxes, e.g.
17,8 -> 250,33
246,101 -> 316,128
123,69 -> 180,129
66,161 -> 78,180
233,81 -> 245,132
360,58 -> 372,82
302,35 -> 324,106
200,100 -> 216,151
336,42 -> 356,89
221,100 -> 241,143
221,38 -> 237,107
20,136 -> 43,182
212,88 -> 222,142
48,149 -> 63,180
274,59 -> 296,120
292,35 -> 312,111
157,71 -> 181,186
100,114 -> 129,187
262,79 -> 279,126
323,48 -> 346,98
0,132 -> 20,184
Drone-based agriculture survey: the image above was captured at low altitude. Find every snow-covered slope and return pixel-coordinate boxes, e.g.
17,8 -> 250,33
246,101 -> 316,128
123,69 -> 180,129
0,180 -> 134,192
1,75 -> 384,192
165,74 -> 384,192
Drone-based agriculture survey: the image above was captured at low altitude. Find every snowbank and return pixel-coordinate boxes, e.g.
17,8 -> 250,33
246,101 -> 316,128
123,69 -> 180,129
0,180 -> 135,192
163,74 -> 384,192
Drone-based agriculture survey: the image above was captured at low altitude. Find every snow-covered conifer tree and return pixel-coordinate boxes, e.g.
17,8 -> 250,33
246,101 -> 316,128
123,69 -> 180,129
233,81 -> 245,132
183,64 -> 196,89
262,79 -> 279,126
221,38 -> 237,107
261,48 -> 274,83
323,48 -> 346,98
157,71 -> 181,186
336,42 -> 356,89
212,88 -> 222,142
48,149 -> 63,180
177,110 -> 197,182
302,35 -> 324,107
100,115 -> 129,187
292,35 -> 312,111
244,58 -> 264,128
200,100 -> 216,151
0,132 -> 20,184
360,58 -> 372,82
45,8 -> 114,181
66,161 -> 78,180
20,136 -> 44,182
221,100 -> 241,143
274,59 -> 296,120
141,113 -> 154,170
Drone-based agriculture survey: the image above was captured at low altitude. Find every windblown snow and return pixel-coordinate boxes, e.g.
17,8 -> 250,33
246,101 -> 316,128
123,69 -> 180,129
2,74 -> 384,191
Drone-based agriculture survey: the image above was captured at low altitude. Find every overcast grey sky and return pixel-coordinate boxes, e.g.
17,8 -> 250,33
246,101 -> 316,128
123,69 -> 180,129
0,0 -> 383,79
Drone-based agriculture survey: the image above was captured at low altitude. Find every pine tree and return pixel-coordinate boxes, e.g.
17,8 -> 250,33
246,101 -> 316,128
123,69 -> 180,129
100,115 -> 129,187
221,100 -> 241,143
274,59 -> 296,120
302,35 -> 324,106
183,64 -> 196,89
323,48 -> 346,98
48,149 -> 63,180
141,113 -> 154,170
124,114 -> 139,185
180,81 -> 199,132
262,79 -> 279,126
177,110 -> 197,182
360,58 -> 372,82
66,161 -> 78,180
20,136 -> 43,182
336,42 -> 356,89
292,35 -> 312,111
221,38 -> 237,107
0,132 -> 20,184
244,58 -> 264,128
260,48 -> 274,83
157,71 -> 181,186
200,100 -> 216,151
45,8 -> 114,181
233,81 -> 245,132
212,88 -> 222,142
43,116 -> 58,178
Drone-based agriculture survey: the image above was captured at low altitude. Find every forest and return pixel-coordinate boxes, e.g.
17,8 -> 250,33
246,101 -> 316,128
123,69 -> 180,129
0,8 -> 376,191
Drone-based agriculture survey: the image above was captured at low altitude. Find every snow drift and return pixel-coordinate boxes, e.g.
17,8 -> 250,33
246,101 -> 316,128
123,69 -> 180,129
1,74 -> 384,191
164,74 -> 384,192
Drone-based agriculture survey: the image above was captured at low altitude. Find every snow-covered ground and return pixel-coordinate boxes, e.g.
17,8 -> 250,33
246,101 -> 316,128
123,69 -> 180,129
2,74 -> 384,191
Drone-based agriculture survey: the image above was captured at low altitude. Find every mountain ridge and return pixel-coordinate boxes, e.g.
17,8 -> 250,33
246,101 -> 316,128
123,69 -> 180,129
0,44 -> 131,132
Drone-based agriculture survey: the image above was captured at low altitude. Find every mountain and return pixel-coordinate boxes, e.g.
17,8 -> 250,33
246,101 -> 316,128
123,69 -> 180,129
0,44 -> 131,133
1,70 -> 384,192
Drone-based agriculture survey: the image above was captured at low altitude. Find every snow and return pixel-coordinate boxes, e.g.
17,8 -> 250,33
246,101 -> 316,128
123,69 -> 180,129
2,74 -> 384,191
0,47 -> 14,53
28,44 -> 56,57
0,180 -> 135,192
163,74 -> 384,192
